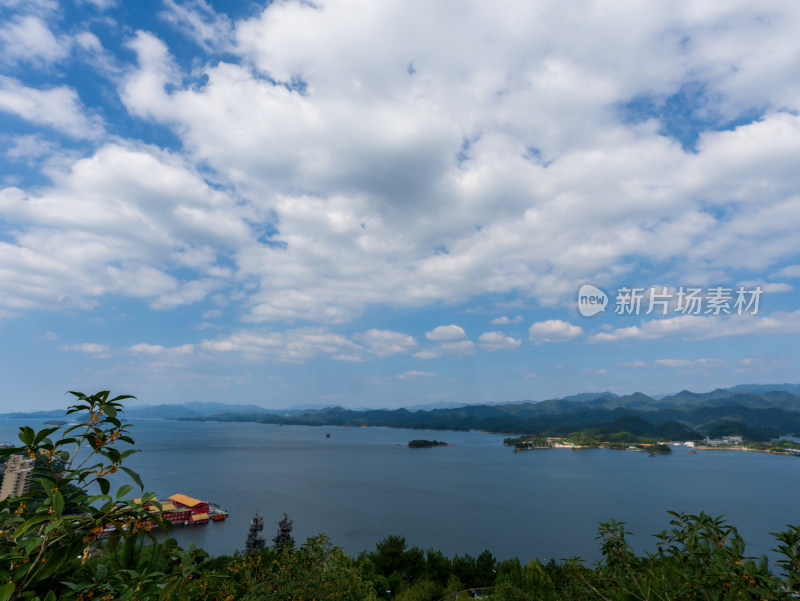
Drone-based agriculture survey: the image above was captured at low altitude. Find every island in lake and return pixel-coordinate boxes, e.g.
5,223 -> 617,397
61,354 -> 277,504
408,439 -> 448,448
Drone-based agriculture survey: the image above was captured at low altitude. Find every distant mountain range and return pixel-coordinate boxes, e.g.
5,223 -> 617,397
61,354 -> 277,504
4,384 -> 800,442
0,401 -> 273,421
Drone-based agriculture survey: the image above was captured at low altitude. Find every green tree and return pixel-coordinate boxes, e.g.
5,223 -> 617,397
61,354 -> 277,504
272,512 -> 295,551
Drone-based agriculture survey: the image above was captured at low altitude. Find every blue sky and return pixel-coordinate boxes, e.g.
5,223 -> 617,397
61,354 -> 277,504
1,0 -> 800,411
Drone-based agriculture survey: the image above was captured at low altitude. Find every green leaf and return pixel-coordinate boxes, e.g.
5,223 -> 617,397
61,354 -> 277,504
12,514 -> 52,540
98,478 -> 110,495
104,405 -> 117,418
116,484 -> 134,500
0,582 -> 14,601
17,426 -> 34,446
52,490 -> 64,516
35,477 -> 54,495
43,590 -> 57,601
34,427 -> 60,444
121,466 -> 144,490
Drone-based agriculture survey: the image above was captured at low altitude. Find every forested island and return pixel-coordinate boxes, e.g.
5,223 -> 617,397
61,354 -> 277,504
407,439 -> 448,448
503,435 -> 672,453
4,390 -> 800,601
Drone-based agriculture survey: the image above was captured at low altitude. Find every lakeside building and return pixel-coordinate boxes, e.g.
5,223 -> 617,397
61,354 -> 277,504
704,435 -> 743,447
0,454 -> 35,501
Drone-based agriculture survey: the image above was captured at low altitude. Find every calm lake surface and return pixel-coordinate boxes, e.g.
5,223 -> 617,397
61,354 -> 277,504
2,418 -> 798,564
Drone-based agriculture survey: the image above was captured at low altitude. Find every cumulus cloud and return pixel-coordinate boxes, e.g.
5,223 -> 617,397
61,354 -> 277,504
353,329 -> 417,357
59,342 -> 111,356
490,315 -> 523,325
590,310 -> 800,342
528,320 -> 583,343
0,77 -> 103,139
129,343 -> 194,355
478,331 -> 522,352
772,265 -> 800,279
160,0 -> 233,52
0,143 -> 246,311
414,338 -> 475,360
425,325 -> 467,342
0,16 -> 69,65
199,327 -> 363,362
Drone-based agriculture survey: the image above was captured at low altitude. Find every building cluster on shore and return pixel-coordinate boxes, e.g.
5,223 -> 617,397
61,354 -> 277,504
0,443 -> 35,501
703,435 -> 743,447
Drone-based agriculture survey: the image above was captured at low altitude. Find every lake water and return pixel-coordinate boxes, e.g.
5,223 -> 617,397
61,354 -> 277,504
2,418 -> 798,564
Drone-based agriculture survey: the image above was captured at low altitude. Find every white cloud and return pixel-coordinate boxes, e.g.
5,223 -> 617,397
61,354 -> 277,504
4,134 -> 62,161
0,16 -> 68,65
353,329 -> 417,357
414,338 -> 475,360
160,0 -> 233,52
654,358 -> 724,368
0,143 -> 246,311
129,343 -> 195,355
591,310 -> 800,342
440,340 -> 476,356
425,325 -> 467,342
59,342 -> 111,355
478,331 -> 522,352
490,315 -> 523,325
0,77 -> 103,139
396,370 -> 435,379
199,327 -> 363,362
772,265 -> 800,279
737,280 -> 792,293
622,358 -> 725,369
528,320 -> 583,343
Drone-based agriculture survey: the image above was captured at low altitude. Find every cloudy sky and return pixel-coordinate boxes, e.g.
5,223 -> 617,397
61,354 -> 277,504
1,0 -> 799,411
